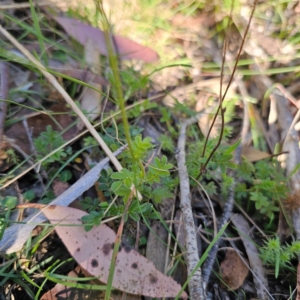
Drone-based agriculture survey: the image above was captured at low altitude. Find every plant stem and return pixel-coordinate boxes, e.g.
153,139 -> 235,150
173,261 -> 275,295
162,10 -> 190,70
96,0 -> 134,160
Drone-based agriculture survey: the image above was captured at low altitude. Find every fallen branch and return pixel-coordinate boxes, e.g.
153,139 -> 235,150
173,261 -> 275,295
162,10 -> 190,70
176,113 -> 204,300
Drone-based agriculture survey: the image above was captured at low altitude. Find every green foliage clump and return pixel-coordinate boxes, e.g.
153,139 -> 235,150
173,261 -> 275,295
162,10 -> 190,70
119,68 -> 149,101
184,124 -> 288,222
235,160 -> 288,221
82,134 -> 174,230
81,197 -> 158,231
185,128 -> 237,194
0,195 -> 17,239
157,134 -> 174,152
34,125 -> 71,166
260,236 -> 300,277
110,153 -> 173,204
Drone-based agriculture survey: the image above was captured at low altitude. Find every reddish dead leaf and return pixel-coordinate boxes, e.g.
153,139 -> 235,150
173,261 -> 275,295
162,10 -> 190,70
220,249 -> 249,290
37,205 -> 187,299
54,17 -> 159,63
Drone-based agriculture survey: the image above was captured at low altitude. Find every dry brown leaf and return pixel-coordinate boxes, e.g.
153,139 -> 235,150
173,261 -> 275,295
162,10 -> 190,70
220,248 -> 249,290
34,205 -> 188,299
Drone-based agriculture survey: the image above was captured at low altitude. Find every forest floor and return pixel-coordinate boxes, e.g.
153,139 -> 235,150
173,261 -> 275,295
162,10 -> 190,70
1,0 -> 300,299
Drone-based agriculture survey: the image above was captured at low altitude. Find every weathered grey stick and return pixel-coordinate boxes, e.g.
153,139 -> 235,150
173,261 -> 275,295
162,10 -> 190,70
0,146 -> 127,254
176,113 -> 205,300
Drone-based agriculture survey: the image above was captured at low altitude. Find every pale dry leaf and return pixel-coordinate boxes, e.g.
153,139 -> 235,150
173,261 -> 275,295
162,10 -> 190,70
77,38 -> 102,130
241,146 -> 272,162
268,95 -> 277,124
38,205 -> 188,299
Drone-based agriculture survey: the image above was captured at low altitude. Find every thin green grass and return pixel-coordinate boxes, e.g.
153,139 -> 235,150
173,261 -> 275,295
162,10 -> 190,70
29,0 -> 47,65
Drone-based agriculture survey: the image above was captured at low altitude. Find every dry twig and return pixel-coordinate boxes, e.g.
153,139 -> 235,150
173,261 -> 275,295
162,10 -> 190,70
176,113 -> 204,300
